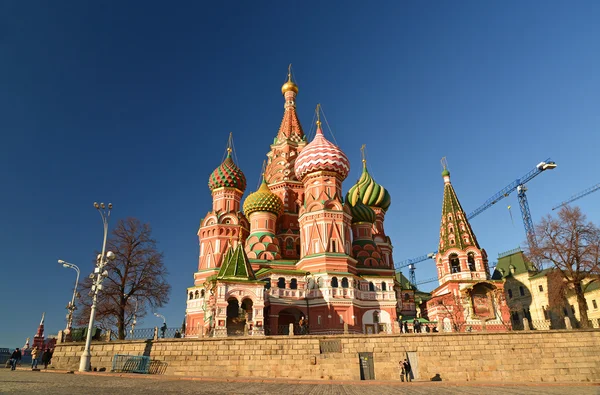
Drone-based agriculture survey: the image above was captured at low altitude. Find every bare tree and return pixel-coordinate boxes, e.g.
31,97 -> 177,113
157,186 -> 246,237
75,218 -> 171,339
526,206 -> 600,328
436,293 -> 467,332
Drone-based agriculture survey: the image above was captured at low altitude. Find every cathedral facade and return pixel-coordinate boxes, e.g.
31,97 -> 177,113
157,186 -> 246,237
185,70 -> 408,337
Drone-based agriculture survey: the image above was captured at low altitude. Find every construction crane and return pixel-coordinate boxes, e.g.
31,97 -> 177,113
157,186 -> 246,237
552,183 -> 600,211
396,158 -> 557,283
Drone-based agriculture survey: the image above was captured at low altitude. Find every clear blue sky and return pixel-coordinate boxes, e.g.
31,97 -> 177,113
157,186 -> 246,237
1,1 -> 599,347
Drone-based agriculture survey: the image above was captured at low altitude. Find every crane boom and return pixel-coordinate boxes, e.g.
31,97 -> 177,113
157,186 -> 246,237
552,183 -> 600,210
467,158 -> 553,220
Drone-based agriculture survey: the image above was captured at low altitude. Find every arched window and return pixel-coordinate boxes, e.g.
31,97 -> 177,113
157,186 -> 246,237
286,238 -> 293,250
189,292 -> 193,300
331,277 -> 339,288
341,277 -> 349,288
290,278 -> 298,289
369,282 -> 375,292
263,279 -> 271,290
404,293 -> 410,301
200,290 -> 205,298
373,311 -> 379,323
277,277 -> 286,289
508,289 -> 513,298
381,282 -> 387,291
194,290 -> 199,299
450,254 -> 460,273
449,226 -> 454,234
519,286 -> 525,296
467,253 -> 476,271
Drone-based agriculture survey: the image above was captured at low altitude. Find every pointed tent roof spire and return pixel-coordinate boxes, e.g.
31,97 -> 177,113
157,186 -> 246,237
40,312 -> 45,325
438,159 -> 481,254
276,64 -> 303,142
217,239 -> 257,281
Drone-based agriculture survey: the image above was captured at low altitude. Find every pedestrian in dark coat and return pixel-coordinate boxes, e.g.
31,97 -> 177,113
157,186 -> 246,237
402,358 -> 412,382
41,348 -> 52,369
10,348 -> 21,370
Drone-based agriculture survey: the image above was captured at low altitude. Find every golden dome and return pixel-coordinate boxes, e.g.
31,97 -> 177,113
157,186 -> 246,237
281,80 -> 298,95
281,64 -> 299,95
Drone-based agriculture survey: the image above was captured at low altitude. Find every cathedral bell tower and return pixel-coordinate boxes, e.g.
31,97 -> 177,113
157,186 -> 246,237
264,65 -> 307,260
435,159 -> 490,286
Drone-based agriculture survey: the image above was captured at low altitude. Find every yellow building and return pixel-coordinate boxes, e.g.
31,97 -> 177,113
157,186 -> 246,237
492,248 -> 600,329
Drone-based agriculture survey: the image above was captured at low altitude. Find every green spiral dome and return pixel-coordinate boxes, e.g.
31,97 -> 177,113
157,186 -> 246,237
346,162 -> 391,212
208,152 -> 247,192
349,198 -> 377,224
243,178 -> 284,217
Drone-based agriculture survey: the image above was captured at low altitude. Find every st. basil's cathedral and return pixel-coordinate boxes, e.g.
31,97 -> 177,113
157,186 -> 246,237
185,68 -> 510,337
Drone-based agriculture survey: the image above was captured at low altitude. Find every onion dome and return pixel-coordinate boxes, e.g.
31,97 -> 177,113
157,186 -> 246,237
349,198 -> 376,224
281,79 -> 299,95
208,150 -> 247,192
294,124 -> 350,182
346,160 -> 391,212
442,169 -> 450,177
243,178 -> 284,217
281,65 -> 299,95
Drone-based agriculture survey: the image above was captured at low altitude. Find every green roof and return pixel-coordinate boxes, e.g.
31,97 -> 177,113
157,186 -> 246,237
395,271 -> 412,289
584,280 -> 599,293
438,174 -> 481,255
217,243 -> 256,281
492,250 -> 537,279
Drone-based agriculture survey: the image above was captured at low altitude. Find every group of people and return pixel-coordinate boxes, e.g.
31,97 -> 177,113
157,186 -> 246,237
400,358 -> 412,382
8,347 -> 53,371
401,319 -> 437,334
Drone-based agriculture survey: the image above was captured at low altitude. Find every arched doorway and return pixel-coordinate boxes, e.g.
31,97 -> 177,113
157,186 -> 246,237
226,298 -> 244,336
277,307 -> 304,335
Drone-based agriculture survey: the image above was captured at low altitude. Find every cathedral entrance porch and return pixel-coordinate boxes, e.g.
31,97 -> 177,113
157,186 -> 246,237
226,297 -> 254,336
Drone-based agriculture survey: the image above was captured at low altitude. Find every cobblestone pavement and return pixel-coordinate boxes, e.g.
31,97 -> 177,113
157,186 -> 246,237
1,370 -> 599,395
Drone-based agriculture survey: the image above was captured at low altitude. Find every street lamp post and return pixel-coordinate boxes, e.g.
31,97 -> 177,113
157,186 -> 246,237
58,260 -> 80,334
79,202 -> 116,372
129,297 -> 138,338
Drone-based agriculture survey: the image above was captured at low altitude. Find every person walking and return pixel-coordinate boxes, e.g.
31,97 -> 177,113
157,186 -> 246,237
402,358 -> 412,382
41,348 -> 52,369
31,347 -> 39,370
9,348 -> 21,371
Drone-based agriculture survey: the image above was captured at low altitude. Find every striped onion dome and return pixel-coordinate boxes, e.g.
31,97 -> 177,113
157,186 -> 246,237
294,125 -> 350,182
243,178 -> 283,217
208,152 -> 247,192
349,198 -> 376,224
346,161 -> 391,212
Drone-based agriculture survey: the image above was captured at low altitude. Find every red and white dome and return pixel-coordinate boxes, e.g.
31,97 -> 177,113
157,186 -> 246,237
294,126 -> 350,182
